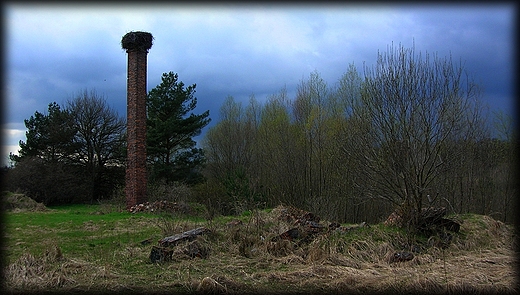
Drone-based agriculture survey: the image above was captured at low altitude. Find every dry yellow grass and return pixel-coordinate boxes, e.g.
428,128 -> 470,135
3,204 -> 518,294
3,192 -> 49,213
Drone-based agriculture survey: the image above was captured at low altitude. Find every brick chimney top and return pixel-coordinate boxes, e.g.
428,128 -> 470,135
122,31 -> 153,53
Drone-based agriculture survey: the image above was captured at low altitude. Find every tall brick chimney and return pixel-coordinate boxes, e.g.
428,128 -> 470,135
121,31 -> 153,210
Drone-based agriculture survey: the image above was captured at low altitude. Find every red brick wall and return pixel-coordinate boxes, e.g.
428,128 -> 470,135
125,49 -> 148,209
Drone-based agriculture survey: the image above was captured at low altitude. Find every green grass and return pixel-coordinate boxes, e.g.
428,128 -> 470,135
3,204 -> 161,264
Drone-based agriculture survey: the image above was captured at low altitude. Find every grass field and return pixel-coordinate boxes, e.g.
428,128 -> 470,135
2,192 -> 518,294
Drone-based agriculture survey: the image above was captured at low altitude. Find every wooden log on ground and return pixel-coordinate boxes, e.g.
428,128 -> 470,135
150,227 -> 210,263
159,227 -> 210,247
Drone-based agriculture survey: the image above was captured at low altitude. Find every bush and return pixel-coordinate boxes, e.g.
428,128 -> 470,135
4,157 -> 90,205
191,180 -> 234,217
147,180 -> 193,203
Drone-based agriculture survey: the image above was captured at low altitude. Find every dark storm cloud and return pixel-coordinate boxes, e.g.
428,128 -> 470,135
394,6 -> 514,112
2,3 -> 515,165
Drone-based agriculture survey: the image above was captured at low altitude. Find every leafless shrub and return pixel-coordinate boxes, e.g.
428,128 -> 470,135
147,181 -> 192,203
155,216 -> 191,237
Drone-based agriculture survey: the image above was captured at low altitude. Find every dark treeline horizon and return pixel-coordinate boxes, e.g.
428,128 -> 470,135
200,44 -> 516,224
2,44 -> 516,226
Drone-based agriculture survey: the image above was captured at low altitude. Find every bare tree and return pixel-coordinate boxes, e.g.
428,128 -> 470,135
292,71 -> 331,207
67,89 -> 126,199
345,43 -> 485,227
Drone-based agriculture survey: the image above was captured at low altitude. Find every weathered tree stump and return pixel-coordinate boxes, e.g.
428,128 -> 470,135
150,245 -> 172,263
150,227 -> 210,263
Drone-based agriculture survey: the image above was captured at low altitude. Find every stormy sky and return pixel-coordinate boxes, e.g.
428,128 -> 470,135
2,3 -> 515,166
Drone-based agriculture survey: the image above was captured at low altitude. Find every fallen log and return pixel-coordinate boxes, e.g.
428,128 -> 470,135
158,227 -> 210,247
150,227 -> 211,263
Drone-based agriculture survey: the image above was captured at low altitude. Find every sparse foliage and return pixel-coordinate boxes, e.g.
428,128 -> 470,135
346,44 -> 486,227
202,44 -> 511,224
66,90 -> 126,168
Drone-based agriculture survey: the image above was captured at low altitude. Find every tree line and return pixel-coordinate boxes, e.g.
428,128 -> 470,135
4,72 -> 210,205
6,91 -> 127,204
3,44 -> 515,225
201,44 -> 516,224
